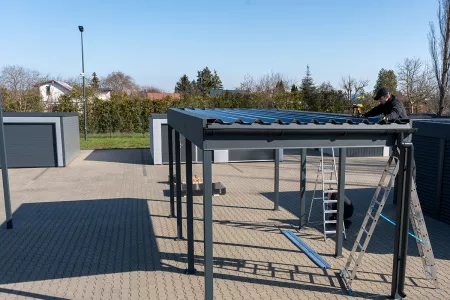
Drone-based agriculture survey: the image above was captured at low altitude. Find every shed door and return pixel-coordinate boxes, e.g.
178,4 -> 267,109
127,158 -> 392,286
1,123 -> 57,168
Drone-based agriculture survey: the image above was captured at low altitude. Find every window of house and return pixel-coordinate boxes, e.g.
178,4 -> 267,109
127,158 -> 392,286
46,85 -> 51,95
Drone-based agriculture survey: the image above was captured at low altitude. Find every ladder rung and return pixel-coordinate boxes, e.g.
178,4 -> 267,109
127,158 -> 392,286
357,242 -> 364,250
323,200 -> 338,204
368,213 -> 377,220
324,210 -> 337,214
363,228 -> 370,235
349,254 -> 357,264
323,180 -> 337,184
324,220 -> 337,224
325,230 -> 336,234
343,268 -> 352,278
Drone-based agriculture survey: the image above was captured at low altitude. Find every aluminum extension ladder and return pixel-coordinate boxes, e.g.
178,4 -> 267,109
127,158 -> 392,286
340,152 -> 439,295
308,148 -> 346,241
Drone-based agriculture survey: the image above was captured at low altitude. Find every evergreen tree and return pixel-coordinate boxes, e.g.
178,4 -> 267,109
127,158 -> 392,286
373,69 -> 397,94
275,80 -> 285,93
196,67 -> 223,93
291,84 -> 299,92
174,74 -> 192,93
301,65 -> 315,91
300,65 -> 319,111
92,72 -> 100,89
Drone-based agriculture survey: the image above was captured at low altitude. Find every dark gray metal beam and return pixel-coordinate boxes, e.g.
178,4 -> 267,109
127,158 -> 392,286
185,139 -> 196,274
168,125 -> 175,218
203,135 -> 400,150
274,149 -> 279,211
203,150 -> 214,300
391,142 -> 413,299
335,148 -> 346,257
299,148 -> 307,229
168,109 -> 207,149
175,131 -> 184,240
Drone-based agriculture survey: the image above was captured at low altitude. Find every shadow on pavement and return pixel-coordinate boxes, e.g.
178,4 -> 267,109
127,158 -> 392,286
84,149 -> 151,165
0,198 -> 160,285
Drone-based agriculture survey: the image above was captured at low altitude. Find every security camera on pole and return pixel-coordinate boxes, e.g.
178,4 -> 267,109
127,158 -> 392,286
78,25 -> 87,141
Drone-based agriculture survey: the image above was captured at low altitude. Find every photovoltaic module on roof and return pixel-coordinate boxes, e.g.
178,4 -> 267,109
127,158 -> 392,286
180,108 -> 386,125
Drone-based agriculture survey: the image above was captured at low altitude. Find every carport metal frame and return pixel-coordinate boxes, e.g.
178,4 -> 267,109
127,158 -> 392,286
167,108 -> 416,300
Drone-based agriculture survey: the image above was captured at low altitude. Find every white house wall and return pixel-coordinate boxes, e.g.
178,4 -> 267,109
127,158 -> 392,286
40,83 -> 69,104
97,91 -> 111,100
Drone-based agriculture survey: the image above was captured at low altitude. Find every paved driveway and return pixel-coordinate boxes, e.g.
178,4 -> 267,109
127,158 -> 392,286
0,149 -> 448,299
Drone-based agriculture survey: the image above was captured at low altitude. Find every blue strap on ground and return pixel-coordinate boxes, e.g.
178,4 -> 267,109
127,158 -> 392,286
282,230 -> 331,269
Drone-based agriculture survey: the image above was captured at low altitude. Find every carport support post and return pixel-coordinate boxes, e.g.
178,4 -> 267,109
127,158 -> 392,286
203,150 -> 213,300
274,149 -> 280,211
391,142 -> 412,299
185,139 -> 196,274
168,125 -> 175,218
175,131 -> 184,240
335,148 -> 346,257
299,148 -> 307,228
0,93 -> 12,229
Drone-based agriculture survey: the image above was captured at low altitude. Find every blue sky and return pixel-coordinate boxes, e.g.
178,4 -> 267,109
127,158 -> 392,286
0,0 -> 438,92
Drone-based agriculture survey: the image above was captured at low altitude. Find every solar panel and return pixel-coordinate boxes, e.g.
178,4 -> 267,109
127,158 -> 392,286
183,108 -> 382,125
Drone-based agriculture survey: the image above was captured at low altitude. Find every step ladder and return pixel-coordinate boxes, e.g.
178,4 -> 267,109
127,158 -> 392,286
308,148 -> 346,241
340,152 -> 439,295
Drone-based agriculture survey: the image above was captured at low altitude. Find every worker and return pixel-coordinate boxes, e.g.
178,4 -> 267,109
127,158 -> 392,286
362,87 -> 416,181
361,88 -> 408,121
329,192 -> 354,229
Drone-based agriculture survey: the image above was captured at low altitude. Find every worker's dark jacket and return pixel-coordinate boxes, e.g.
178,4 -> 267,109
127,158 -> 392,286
363,95 -> 408,122
364,95 -> 416,180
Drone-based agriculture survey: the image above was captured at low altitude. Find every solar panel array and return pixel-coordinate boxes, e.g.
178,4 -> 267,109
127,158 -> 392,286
182,108 -> 383,125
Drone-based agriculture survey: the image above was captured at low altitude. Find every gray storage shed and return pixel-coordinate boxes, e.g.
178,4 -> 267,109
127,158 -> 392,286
1,112 -> 80,168
412,119 -> 450,224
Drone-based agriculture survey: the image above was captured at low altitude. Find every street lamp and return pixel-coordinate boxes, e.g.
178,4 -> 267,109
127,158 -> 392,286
79,25 -> 87,141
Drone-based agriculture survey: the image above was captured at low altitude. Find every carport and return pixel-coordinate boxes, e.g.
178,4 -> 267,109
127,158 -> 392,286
167,108 -> 416,300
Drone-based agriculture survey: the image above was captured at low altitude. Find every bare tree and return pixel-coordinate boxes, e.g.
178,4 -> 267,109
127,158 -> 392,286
397,58 -> 434,113
429,0 -> 450,115
354,79 -> 369,95
340,75 -> 355,101
137,85 -> 165,97
239,71 -> 294,94
0,65 -> 48,110
340,75 -> 368,101
102,71 -> 136,95
0,65 -> 47,92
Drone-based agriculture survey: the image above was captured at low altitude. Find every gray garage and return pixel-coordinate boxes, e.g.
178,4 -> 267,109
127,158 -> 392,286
1,112 -> 80,168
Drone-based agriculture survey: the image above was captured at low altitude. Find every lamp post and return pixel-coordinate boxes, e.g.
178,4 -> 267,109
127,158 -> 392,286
79,25 -> 87,141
